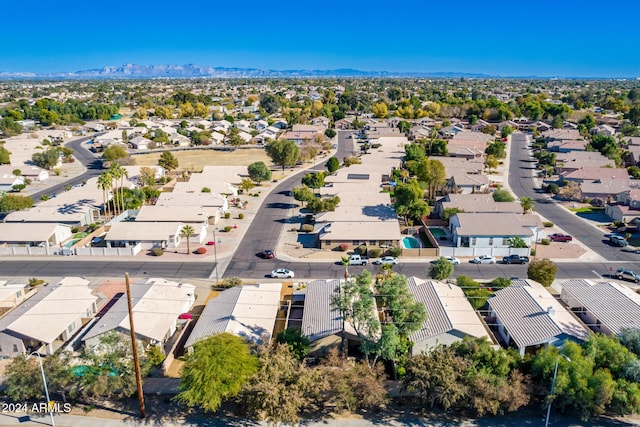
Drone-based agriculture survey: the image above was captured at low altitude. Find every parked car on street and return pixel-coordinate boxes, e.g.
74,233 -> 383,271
430,256 -> 461,265
502,254 -> 530,264
373,256 -> 399,265
469,255 -> 496,264
549,233 -> 573,242
258,250 -> 275,259
271,268 -> 294,279
609,235 -> 629,247
616,268 -> 640,283
348,254 -> 369,265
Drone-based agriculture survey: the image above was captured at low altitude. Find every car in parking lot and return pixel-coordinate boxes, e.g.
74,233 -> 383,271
549,233 -> 573,242
271,268 -> 294,279
257,250 -> 275,259
373,256 -> 399,265
469,255 -> 496,264
616,268 -> 640,283
430,256 -> 461,265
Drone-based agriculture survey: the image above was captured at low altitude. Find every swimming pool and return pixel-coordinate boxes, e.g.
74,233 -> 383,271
429,227 -> 447,237
402,236 -> 421,249
63,238 -> 80,248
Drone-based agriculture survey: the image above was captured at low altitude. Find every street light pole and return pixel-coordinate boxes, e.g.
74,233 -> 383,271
213,227 -> 219,283
29,352 -> 55,426
545,354 -> 571,427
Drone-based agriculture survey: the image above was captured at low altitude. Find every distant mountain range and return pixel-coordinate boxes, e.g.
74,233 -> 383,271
0,63 -> 498,79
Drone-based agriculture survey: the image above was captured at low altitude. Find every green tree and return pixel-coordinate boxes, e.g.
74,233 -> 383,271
485,141 -> 506,159
0,146 -> 11,164
265,139 -> 300,171
508,237 -> 528,248
247,161 -> 272,184
240,178 -> 256,193
158,150 -> 179,171
102,145 -> 129,162
485,154 -> 499,171
326,156 -> 340,173
527,258 -> 557,287
177,333 -> 259,413
393,179 -> 428,224
520,196 -> 535,213
324,128 -> 336,138
139,166 -> 157,187
302,172 -> 325,190
226,127 -> 244,146
621,328 -> 640,356
493,189 -> 515,202
0,194 -> 34,212
276,327 -> 310,361
259,93 -> 281,115
429,257 -> 454,280
501,125 -> 514,138
405,143 -> 426,162
416,158 -> 446,200
442,207 -> 464,222
97,171 -> 113,219
32,147 -> 60,170
181,224 -> 195,255
292,185 -> 314,206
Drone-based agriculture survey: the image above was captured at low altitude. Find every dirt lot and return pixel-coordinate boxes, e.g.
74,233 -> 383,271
133,148 -> 271,172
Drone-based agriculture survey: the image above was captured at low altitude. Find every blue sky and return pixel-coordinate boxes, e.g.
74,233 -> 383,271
2,0 -> 639,77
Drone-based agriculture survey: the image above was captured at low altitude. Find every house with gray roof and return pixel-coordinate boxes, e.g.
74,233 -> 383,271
185,282 -> 281,350
488,280 -> 589,355
560,279 -> 640,336
83,278 -> 195,352
437,193 -> 522,217
407,278 -> 493,354
0,277 -> 98,357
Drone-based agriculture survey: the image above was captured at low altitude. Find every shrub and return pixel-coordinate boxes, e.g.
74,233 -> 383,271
195,247 -> 207,254
201,187 -> 211,193
224,212 -> 231,219
238,213 -> 244,219
530,248 -> 536,256
28,278 -> 45,288
224,226 -> 233,232
338,243 -> 349,251
357,244 -> 367,255
388,247 -> 402,257
300,224 -> 314,233
71,227 -> 79,233
543,221 -> 554,227
369,248 -> 382,258
541,238 -> 551,245
151,247 -> 164,256
219,277 -> 242,289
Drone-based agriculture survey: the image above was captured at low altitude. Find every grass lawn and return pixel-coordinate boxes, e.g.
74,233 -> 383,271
568,206 -> 605,214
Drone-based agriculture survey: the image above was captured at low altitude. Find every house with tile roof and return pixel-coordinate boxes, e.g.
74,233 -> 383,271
560,279 -> 640,336
185,282 -> 281,350
407,277 -> 493,354
488,280 -> 590,355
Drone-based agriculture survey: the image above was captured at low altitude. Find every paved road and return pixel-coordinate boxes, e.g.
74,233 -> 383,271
223,130 -> 355,278
509,133 -> 635,261
0,260 -> 215,279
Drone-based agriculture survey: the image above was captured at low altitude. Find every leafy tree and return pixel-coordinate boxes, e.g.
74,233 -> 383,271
527,258 -> 557,287
508,237 -> 528,248
259,93 -> 281,115
292,185 -> 314,206
302,172 -> 325,189
0,194 -> 34,212
372,102 -> 388,118
5,352 -> 77,403
276,327 -> 310,361
306,195 -> 340,213
242,344 -> 311,426
324,128 -> 336,138
181,224 -> 195,255
394,179 -> 429,224
240,178 -> 255,193
177,333 -> 259,413
265,139 -> 300,171
485,154 -> 499,171
326,156 -> 340,173
621,328 -> 640,356
416,158 -> 446,200
429,139 -> 448,156
398,120 -> 411,133
429,257 -> 454,280
485,141 -> 506,159
405,143 -> 426,162
226,127 -> 245,146
139,166 -> 157,186
0,146 -> 11,164
493,189 -> 515,202
102,145 -> 129,162
32,147 -> 60,170
442,207 -> 464,222
0,117 -> 22,136
158,150 -> 179,171
247,161 -> 272,184
520,196 -> 535,213
501,125 -> 514,138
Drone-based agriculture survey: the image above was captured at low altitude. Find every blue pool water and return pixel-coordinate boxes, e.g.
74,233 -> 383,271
402,236 -> 421,249
64,238 -> 80,248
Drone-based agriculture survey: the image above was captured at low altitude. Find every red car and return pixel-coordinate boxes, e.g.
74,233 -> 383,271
258,250 -> 275,259
549,233 -> 573,242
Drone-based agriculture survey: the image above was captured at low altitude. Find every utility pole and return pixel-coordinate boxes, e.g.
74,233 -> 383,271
125,273 -> 146,419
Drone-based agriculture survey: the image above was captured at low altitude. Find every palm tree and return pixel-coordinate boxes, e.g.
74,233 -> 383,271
97,171 -> 113,220
341,255 -> 351,280
119,166 -> 129,213
181,225 -> 195,255
109,163 -> 125,215
520,196 -> 535,214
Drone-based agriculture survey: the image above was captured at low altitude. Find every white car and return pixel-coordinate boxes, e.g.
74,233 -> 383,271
373,256 -> 399,265
271,268 -> 295,278
469,255 -> 496,264
430,256 -> 461,265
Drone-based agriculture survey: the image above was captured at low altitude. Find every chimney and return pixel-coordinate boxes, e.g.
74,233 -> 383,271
547,306 -> 555,316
